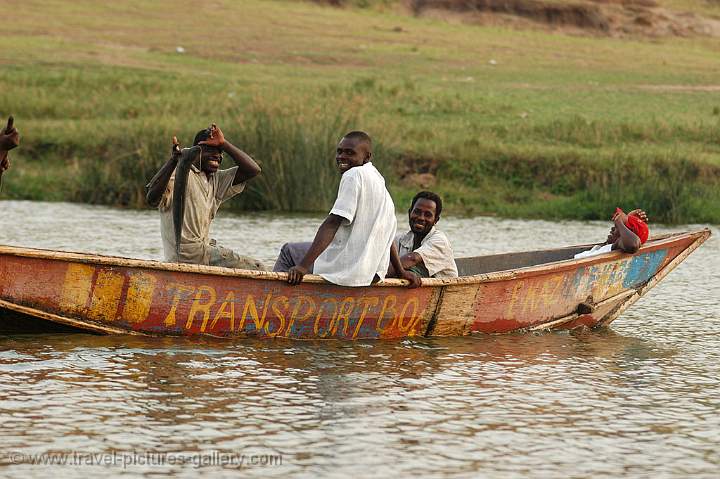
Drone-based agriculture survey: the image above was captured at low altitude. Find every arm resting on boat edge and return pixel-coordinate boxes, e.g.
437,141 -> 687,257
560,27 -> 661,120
389,243 -> 421,288
387,251 -> 424,276
287,214 -> 344,285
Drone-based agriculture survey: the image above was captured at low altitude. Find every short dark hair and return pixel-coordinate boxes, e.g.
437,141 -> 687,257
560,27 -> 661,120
343,130 -> 372,149
410,191 -> 443,218
193,128 -> 212,146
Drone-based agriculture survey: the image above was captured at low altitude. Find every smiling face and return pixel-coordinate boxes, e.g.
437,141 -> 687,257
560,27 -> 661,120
335,137 -> 370,174
200,145 -> 223,174
409,197 -> 439,235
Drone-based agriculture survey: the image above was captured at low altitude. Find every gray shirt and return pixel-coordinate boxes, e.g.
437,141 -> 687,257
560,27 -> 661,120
395,227 -> 458,278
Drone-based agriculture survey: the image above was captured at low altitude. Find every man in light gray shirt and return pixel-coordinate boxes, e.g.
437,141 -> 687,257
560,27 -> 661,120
390,191 -> 458,279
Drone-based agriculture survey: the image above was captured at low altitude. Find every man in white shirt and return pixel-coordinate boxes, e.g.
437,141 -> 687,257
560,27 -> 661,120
274,131 -> 420,288
390,191 -> 458,278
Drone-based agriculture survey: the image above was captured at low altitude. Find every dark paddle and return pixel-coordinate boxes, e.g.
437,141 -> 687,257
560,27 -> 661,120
172,144 -> 201,261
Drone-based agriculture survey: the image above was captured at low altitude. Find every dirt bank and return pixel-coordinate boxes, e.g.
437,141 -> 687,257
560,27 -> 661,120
411,0 -> 720,37
317,0 -> 720,37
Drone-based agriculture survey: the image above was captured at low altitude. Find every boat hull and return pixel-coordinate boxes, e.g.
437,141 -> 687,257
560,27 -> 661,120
0,230 -> 710,339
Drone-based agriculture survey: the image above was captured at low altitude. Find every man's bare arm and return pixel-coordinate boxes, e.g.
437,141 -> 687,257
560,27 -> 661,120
0,116 -> 19,173
223,140 -> 261,185
0,116 -> 19,153
387,251 -> 424,276
389,243 -> 421,288
145,136 -> 181,208
287,214 -> 344,285
0,116 -> 19,187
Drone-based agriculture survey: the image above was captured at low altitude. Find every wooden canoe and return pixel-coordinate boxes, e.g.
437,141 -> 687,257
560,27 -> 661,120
0,229 -> 710,339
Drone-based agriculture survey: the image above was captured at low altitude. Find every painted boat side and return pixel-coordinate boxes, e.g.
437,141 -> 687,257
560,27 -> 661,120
0,256 -> 439,339
436,234 -> 698,335
0,229 -> 710,338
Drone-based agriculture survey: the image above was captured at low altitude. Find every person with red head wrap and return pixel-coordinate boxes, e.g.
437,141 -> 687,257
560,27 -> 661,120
574,208 -> 650,259
625,212 -> 649,244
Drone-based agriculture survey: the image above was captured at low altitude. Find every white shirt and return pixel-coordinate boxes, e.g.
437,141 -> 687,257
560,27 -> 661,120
573,243 -> 613,259
159,161 -> 244,264
395,227 -> 458,278
314,162 -> 396,287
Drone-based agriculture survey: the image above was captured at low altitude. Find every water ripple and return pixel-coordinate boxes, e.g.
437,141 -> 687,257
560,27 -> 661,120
1,201 -> 719,477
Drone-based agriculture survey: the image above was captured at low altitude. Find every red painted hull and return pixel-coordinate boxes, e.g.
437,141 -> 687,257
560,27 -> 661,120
0,230 -> 710,339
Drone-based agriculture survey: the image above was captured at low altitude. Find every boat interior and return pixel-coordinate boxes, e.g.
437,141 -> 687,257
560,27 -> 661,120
454,232 -> 681,276
455,245 -> 595,276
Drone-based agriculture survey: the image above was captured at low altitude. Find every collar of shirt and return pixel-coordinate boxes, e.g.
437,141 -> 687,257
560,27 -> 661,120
399,226 -> 436,250
190,163 -> 212,176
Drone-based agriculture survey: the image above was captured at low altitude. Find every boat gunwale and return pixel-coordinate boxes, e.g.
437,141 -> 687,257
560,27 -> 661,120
0,229 -> 710,288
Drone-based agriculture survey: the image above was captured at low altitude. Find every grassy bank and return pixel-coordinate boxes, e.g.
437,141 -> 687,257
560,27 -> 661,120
1,0 -> 719,223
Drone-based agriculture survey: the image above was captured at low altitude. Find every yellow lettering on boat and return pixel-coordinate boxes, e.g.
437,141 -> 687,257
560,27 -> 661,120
397,297 -> 420,334
604,261 -> 630,297
210,291 -> 236,331
505,281 -> 524,317
521,283 -> 541,315
540,275 -> 564,310
376,295 -> 398,334
265,296 -> 290,337
352,296 -> 379,339
88,269 -> 124,322
186,286 -> 217,332
163,283 -> 195,327
285,295 -> 316,337
266,295 -> 289,338
238,293 -> 270,332
592,264 -> 612,298
59,263 -> 95,315
314,298 -> 338,338
331,297 -> 355,337
122,272 -> 156,324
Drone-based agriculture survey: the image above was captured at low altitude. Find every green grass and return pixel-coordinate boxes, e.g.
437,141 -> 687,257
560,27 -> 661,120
1,0 -> 719,223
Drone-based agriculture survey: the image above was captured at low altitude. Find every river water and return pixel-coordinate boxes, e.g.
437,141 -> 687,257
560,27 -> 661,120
0,200 -> 718,478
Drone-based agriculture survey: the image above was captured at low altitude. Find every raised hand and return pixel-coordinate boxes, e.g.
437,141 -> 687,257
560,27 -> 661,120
628,208 -> 649,223
172,135 -> 181,159
0,116 -> 19,151
198,123 -> 225,148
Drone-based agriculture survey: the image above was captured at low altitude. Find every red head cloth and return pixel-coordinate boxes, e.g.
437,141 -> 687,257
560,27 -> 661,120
625,214 -> 649,245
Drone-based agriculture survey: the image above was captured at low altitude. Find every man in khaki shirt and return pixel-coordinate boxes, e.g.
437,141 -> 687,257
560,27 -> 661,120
145,124 -> 265,270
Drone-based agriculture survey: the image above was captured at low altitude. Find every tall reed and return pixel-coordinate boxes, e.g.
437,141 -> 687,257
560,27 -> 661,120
229,100 -> 358,211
